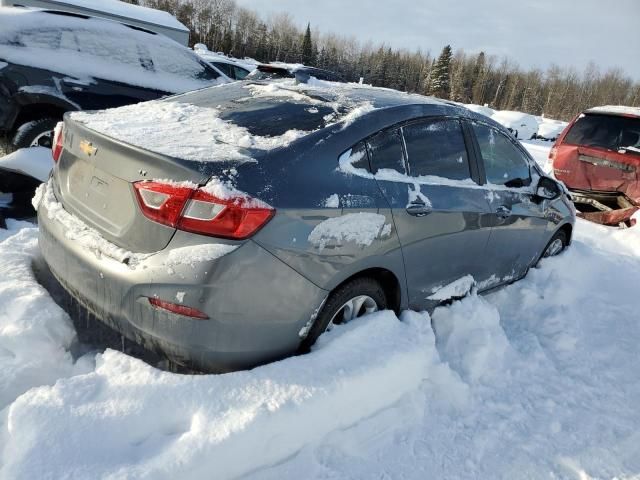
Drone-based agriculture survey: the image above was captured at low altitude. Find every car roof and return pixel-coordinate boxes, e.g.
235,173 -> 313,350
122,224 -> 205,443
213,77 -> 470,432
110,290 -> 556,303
584,105 -> 640,118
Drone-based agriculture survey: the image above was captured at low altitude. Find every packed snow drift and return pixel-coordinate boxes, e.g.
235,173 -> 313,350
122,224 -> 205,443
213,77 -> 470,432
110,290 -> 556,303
1,138 -> 639,480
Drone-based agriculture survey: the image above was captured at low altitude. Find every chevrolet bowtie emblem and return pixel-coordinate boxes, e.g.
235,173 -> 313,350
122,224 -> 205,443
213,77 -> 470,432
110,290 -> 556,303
79,140 -> 97,156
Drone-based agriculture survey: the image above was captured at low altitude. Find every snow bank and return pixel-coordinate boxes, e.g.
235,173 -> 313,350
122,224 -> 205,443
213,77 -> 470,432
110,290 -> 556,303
536,117 -> 568,140
308,213 -> 391,250
0,147 -> 51,182
0,226 -> 89,411
71,100 -> 306,162
491,110 -> 538,140
1,311 -> 438,480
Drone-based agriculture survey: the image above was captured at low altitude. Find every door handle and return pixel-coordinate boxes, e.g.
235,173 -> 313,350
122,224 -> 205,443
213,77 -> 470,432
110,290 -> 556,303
496,205 -> 511,219
406,201 -> 432,217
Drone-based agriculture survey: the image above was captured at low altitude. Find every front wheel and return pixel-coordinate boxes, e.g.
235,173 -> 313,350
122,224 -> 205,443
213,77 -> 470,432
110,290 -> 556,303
300,277 -> 387,351
542,229 -> 568,258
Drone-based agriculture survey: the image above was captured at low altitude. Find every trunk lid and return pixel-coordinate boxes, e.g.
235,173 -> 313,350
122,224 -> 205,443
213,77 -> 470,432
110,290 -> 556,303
53,119 -> 212,253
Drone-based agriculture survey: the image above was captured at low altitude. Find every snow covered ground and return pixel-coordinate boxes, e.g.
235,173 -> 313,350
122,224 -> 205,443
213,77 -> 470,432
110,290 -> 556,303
1,142 -> 640,479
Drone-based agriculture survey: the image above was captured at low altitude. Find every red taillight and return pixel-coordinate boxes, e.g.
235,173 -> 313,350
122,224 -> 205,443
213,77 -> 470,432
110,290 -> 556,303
133,182 -> 194,227
148,297 -> 209,319
52,122 -> 64,163
549,146 -> 558,162
133,181 -> 274,239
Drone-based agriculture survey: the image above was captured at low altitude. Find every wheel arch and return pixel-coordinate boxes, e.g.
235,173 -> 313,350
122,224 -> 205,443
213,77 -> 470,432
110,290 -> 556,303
558,222 -> 573,245
329,267 -> 403,314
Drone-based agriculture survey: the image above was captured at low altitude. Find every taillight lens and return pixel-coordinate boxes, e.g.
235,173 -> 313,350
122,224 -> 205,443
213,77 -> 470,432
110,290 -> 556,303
52,122 -> 64,163
134,182 -> 193,227
133,181 -> 274,239
549,146 -> 558,162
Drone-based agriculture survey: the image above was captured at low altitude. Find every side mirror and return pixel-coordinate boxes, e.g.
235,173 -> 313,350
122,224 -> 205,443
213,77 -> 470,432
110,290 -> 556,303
536,176 -> 561,200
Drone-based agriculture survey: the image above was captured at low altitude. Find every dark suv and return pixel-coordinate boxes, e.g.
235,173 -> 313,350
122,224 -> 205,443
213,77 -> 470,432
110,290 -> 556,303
0,7 -> 222,152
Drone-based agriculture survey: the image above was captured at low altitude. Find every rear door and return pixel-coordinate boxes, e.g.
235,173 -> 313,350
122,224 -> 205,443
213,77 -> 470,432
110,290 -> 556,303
469,121 -> 549,284
368,117 -> 493,309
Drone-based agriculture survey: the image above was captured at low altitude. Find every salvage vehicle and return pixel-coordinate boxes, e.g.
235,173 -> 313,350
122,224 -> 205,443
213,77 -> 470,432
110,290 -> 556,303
36,81 -> 575,372
246,63 -> 346,83
551,106 -> 640,226
0,6 -> 223,152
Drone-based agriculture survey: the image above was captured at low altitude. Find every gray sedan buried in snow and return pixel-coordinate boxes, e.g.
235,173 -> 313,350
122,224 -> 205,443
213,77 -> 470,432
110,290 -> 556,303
36,81 -> 575,372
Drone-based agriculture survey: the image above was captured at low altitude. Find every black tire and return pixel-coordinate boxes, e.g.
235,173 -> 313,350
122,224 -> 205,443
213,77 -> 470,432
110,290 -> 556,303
541,229 -> 568,259
10,117 -> 60,151
300,277 -> 387,352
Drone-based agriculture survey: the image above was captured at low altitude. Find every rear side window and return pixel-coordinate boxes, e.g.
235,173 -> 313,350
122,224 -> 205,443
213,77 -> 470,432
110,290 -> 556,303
472,122 -> 531,187
564,114 -> 640,152
402,118 -> 470,180
366,128 -> 406,175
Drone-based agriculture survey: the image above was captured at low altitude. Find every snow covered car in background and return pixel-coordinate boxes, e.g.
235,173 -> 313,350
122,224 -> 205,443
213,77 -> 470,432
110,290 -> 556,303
536,116 -> 568,141
491,110 -> 538,140
551,105 -> 640,226
0,7 -> 224,153
193,44 -> 254,81
36,80 -> 574,372
246,63 -> 346,83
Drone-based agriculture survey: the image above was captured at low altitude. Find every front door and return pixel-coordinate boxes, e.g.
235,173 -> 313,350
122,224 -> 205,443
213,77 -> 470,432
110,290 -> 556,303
469,121 -> 549,286
367,118 -> 493,310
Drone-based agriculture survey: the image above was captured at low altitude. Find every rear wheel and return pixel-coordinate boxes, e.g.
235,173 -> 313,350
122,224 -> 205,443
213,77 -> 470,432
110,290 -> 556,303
10,118 -> 60,151
300,277 -> 387,351
542,229 -> 568,258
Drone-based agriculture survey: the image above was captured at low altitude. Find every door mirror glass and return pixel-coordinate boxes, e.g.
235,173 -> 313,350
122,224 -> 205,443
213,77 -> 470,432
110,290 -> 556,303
536,176 -> 561,200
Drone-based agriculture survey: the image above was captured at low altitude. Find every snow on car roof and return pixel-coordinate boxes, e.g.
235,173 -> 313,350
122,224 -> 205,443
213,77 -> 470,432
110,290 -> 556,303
0,7 -> 222,93
585,105 -> 640,118
39,0 -> 188,32
70,79 -> 448,163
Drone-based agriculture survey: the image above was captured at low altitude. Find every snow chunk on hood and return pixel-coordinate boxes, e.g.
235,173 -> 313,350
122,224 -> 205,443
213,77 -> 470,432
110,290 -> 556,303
70,100 -> 307,163
308,213 -> 391,250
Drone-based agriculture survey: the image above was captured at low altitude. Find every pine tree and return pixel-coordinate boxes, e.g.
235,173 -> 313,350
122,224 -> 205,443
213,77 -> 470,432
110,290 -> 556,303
427,45 -> 452,98
301,23 -> 315,65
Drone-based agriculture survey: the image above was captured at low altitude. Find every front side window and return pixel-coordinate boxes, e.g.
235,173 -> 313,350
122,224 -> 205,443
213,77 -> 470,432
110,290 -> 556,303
472,122 -> 531,187
213,62 -> 234,78
233,65 -> 249,80
366,128 -> 406,175
402,118 -> 471,180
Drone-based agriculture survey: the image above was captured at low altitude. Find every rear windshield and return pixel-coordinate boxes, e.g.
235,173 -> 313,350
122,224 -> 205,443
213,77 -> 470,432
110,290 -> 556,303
172,82 -> 352,137
564,113 -> 640,151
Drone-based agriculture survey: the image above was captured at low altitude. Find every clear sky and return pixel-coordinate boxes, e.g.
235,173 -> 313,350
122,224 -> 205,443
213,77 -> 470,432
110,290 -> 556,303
235,0 -> 640,80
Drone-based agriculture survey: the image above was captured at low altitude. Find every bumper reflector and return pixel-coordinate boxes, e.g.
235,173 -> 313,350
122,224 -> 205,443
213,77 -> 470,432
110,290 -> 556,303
148,297 -> 209,320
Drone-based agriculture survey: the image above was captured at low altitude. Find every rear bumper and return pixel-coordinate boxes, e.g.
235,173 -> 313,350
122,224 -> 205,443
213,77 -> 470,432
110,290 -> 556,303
37,190 -> 327,372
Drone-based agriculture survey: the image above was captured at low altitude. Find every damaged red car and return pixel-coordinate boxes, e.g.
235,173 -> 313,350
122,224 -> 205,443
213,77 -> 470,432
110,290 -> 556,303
551,106 -> 640,226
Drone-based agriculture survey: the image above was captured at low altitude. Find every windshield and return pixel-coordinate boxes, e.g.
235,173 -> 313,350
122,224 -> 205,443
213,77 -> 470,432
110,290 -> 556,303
564,113 -> 640,152
246,66 -> 293,80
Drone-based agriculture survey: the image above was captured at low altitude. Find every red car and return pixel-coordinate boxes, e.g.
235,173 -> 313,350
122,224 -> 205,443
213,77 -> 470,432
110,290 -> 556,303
551,106 -> 640,226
